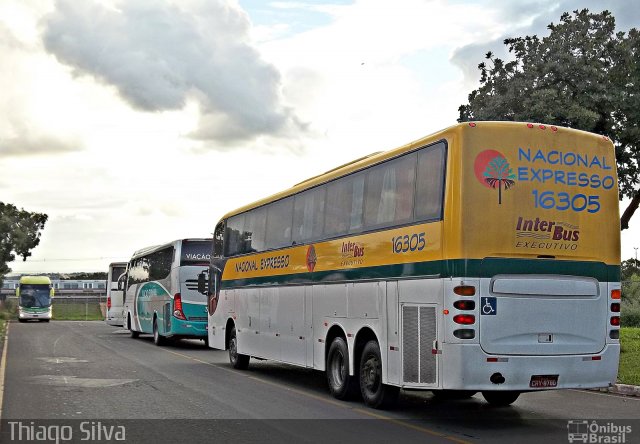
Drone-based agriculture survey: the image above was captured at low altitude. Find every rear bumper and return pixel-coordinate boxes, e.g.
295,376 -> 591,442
106,309 -> 123,326
168,317 -> 207,339
439,343 -> 619,391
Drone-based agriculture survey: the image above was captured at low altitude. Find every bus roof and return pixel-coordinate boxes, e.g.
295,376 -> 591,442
129,238 -> 212,261
219,121 -> 605,221
108,262 -> 128,267
19,276 -> 52,285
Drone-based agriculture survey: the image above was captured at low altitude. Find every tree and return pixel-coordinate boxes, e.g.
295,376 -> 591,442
458,9 -> 639,229
483,155 -> 516,204
0,202 -> 48,288
622,257 -> 640,282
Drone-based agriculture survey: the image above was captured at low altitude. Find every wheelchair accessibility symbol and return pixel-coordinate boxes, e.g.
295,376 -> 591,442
481,297 -> 497,315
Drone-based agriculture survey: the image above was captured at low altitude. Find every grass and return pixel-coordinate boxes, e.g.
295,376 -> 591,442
618,327 -> 640,386
52,302 -> 104,321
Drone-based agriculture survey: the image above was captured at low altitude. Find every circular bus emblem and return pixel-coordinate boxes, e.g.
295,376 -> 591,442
306,245 -> 317,272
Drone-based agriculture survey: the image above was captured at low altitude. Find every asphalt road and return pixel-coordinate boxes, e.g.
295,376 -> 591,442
1,321 -> 639,444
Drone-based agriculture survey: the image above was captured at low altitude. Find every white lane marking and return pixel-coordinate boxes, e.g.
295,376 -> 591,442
0,322 -> 9,425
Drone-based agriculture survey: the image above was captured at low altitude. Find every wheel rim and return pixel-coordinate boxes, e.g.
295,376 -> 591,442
361,353 -> 381,393
330,350 -> 346,387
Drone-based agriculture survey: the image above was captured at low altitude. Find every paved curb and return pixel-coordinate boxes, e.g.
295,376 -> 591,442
591,384 -> 640,397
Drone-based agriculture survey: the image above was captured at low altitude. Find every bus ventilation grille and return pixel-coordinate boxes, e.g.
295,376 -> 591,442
402,305 -> 436,384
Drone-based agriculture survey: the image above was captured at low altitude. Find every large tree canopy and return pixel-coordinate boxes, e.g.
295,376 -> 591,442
0,202 -> 48,286
458,9 -> 639,230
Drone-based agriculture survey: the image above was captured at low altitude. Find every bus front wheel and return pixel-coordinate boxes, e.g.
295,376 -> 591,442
326,337 -> 359,400
481,391 -> 520,406
359,340 -> 399,409
228,326 -> 249,370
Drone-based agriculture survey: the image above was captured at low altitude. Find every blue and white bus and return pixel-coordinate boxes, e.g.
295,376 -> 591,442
123,239 -> 211,345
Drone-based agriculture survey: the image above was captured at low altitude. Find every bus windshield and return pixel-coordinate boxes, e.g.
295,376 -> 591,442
19,284 -> 52,308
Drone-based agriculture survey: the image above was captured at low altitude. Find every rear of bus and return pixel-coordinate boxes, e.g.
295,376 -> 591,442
442,122 -> 620,393
17,276 -> 54,322
106,262 -> 127,326
170,239 -> 211,339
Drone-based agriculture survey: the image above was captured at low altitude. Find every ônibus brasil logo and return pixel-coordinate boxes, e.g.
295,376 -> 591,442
474,150 -> 516,204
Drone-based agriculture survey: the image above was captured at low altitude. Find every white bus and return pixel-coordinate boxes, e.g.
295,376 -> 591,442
202,122 -> 621,409
106,262 -> 127,326
123,239 -> 212,345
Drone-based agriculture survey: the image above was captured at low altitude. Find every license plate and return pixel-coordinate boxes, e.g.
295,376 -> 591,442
529,374 -> 558,388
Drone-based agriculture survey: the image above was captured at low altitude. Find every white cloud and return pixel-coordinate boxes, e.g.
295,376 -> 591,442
41,0 -> 306,145
0,17 -> 82,157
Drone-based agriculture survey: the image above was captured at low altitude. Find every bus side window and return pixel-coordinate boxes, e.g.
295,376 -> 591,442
265,197 -> 294,249
415,143 -> 446,221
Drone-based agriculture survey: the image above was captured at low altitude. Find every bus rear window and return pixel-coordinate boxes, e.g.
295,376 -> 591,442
181,240 -> 213,265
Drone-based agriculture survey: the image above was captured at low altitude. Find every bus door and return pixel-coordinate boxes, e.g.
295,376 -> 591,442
478,258 -> 607,356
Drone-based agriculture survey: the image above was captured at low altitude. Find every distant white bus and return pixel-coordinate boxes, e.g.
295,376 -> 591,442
123,239 -> 211,345
106,262 -> 127,326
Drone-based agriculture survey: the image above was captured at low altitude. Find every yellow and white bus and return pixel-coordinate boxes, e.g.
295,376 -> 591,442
202,121 -> 621,409
17,276 -> 54,322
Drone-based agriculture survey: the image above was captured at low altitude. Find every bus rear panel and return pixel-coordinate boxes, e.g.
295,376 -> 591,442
439,122 -> 620,391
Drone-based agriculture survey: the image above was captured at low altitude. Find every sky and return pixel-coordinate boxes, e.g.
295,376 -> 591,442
1,0 -> 639,274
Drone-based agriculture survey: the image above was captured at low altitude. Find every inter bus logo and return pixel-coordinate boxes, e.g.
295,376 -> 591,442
474,149 -> 516,204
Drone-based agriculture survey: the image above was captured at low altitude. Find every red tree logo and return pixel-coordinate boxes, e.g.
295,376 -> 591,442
474,150 -> 516,204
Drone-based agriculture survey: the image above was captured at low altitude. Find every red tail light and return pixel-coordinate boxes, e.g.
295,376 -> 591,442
107,296 -> 111,309
454,285 -> 476,296
453,314 -> 475,325
173,293 -> 186,320
610,316 -> 620,326
453,300 -> 476,310
611,289 -> 621,300
611,303 -> 620,313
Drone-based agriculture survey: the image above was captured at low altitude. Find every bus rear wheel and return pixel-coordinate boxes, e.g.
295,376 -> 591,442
482,390 -> 520,406
359,340 -> 399,409
128,315 -> 139,338
326,337 -> 359,400
228,326 -> 249,369
153,317 -> 166,346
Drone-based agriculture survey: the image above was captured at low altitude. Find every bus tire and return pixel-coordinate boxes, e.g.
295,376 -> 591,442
228,326 -> 249,369
153,317 -> 166,346
359,340 -> 399,409
128,315 -> 139,339
431,390 -> 477,400
326,337 -> 359,400
481,390 -> 520,406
